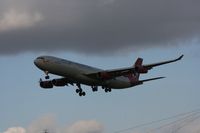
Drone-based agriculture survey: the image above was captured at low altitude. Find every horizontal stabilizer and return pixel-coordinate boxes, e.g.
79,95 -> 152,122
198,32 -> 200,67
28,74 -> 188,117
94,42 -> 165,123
139,76 -> 165,83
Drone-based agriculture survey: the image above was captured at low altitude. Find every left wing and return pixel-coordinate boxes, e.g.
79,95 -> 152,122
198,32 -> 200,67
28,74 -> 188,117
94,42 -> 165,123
85,55 -> 183,80
142,54 -> 184,70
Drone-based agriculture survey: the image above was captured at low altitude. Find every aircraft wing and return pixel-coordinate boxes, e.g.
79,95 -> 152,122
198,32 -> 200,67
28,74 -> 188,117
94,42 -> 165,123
85,55 -> 183,80
142,54 -> 184,70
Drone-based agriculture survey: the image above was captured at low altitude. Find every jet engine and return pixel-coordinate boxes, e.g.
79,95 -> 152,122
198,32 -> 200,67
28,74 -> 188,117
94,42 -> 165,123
52,78 -> 68,86
40,80 -> 53,89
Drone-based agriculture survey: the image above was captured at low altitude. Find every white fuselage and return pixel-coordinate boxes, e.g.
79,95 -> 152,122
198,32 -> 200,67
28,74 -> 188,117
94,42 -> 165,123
34,56 -> 133,89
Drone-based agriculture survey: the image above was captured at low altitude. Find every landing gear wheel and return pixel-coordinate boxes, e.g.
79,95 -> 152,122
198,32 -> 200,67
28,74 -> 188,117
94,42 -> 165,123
82,92 -> 86,96
105,88 -> 108,93
75,83 -> 85,96
76,89 -> 80,93
79,91 -> 86,97
105,88 -> 111,93
76,88 -> 82,93
45,75 -> 50,79
92,86 -> 98,92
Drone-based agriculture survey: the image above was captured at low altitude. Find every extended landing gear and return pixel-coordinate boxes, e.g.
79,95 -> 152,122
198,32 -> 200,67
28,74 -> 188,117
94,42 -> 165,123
76,83 -> 86,97
76,89 -> 86,97
45,75 -> 50,79
105,88 -> 112,93
92,86 -> 98,92
102,86 -> 112,93
76,88 -> 86,96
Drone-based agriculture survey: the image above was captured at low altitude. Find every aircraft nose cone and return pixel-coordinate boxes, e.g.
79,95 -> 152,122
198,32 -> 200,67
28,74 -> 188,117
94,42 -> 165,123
34,59 -> 39,67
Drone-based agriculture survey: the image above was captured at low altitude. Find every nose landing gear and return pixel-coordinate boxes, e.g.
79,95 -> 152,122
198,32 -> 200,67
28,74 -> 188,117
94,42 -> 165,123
44,71 -> 50,79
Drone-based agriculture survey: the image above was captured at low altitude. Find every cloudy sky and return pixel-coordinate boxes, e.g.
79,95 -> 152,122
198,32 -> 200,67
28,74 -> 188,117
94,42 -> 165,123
0,0 -> 200,133
0,0 -> 200,54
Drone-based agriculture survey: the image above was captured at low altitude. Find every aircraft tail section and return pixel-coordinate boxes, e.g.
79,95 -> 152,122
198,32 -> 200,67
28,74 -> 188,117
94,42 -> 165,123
134,58 -> 143,68
133,58 -> 143,80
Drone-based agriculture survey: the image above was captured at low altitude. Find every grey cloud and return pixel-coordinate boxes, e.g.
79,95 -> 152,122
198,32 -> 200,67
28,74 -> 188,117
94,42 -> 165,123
0,0 -> 200,55
0,10 -> 43,32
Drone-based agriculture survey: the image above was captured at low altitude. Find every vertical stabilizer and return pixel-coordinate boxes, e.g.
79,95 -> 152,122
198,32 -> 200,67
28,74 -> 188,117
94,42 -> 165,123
134,58 -> 143,67
133,58 -> 143,80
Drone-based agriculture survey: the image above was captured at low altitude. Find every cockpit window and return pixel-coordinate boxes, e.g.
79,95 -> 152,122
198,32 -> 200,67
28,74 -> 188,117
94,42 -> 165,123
37,57 -> 45,60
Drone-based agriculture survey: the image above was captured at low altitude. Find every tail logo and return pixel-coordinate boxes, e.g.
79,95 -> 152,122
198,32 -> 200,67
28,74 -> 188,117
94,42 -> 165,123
125,73 -> 138,83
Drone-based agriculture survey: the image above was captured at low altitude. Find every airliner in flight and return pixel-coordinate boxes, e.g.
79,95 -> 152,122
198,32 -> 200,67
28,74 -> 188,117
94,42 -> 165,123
34,55 -> 183,96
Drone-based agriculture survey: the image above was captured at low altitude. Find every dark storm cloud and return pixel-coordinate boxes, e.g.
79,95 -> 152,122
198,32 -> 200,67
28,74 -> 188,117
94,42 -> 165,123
0,0 -> 200,55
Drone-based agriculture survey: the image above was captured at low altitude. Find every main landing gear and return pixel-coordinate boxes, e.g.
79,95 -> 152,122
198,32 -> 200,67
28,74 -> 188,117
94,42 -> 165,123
105,88 -> 112,93
76,83 -> 86,97
92,86 -> 98,92
102,86 -> 112,93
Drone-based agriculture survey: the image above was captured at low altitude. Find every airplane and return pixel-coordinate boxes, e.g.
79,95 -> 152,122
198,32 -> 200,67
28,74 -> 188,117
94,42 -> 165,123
34,54 -> 184,96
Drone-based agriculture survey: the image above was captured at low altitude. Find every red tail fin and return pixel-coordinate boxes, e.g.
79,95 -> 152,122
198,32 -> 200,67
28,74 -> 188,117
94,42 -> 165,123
126,58 -> 144,83
134,58 -> 143,67
133,58 -> 143,80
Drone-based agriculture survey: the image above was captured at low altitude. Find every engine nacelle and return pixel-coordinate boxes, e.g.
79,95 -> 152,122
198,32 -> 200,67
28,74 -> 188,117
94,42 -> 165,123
135,66 -> 148,73
52,78 -> 68,86
40,81 -> 53,89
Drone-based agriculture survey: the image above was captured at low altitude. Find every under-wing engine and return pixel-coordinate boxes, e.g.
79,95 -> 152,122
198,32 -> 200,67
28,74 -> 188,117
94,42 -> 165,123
52,78 -> 68,86
39,78 -> 70,89
40,80 -> 53,89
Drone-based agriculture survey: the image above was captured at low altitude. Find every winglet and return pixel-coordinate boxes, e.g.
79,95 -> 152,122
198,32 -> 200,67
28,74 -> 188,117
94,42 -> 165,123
177,54 -> 184,61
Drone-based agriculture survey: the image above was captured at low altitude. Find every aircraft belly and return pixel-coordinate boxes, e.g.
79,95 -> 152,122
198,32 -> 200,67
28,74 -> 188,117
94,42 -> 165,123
106,80 -> 132,89
104,76 -> 132,89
